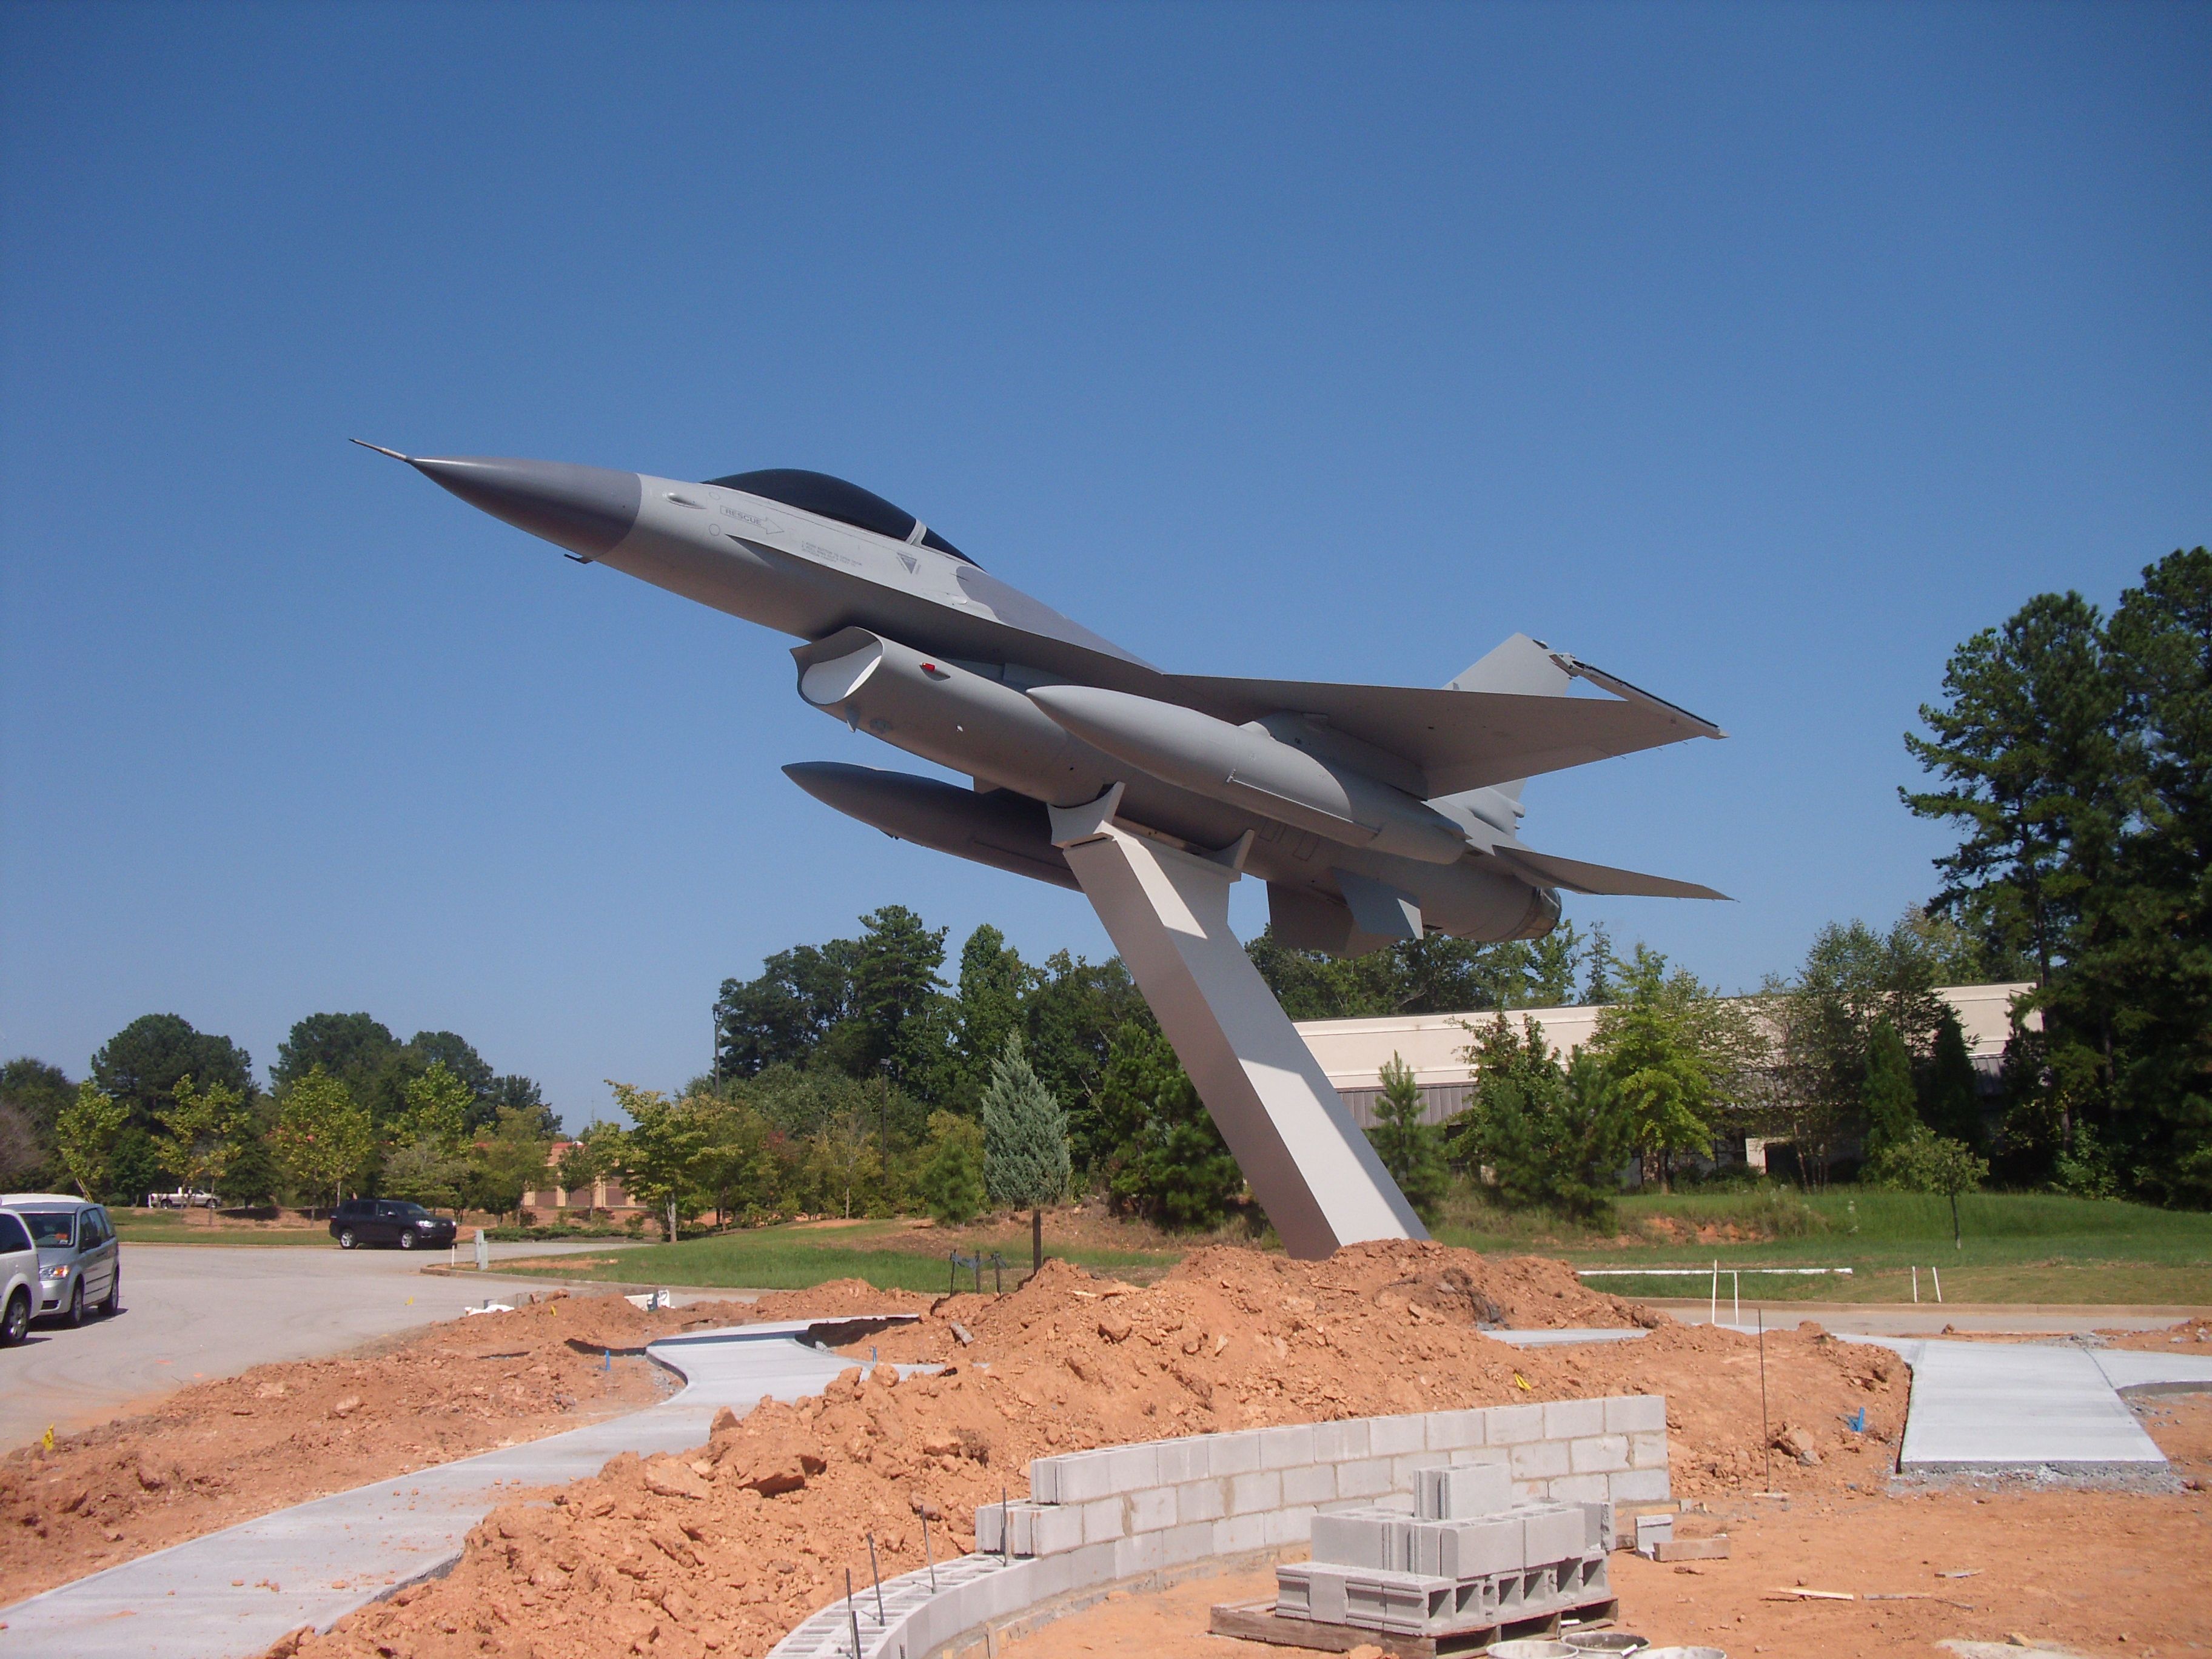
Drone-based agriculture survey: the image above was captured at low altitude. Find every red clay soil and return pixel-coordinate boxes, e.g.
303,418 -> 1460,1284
0,1282 -> 929,1605
269,1241 -> 1921,1659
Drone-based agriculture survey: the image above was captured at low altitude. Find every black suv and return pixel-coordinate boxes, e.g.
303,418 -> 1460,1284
329,1198 -> 460,1251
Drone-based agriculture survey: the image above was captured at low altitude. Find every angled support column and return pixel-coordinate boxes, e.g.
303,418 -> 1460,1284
1050,789 -> 1426,1259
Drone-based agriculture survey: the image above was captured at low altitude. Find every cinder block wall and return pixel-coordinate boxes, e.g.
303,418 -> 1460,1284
768,1395 -> 1668,1659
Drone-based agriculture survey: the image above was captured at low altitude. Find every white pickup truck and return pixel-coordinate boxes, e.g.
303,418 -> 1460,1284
146,1188 -> 219,1209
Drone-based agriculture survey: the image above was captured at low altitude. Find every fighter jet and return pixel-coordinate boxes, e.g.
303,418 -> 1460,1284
361,446 -> 1726,958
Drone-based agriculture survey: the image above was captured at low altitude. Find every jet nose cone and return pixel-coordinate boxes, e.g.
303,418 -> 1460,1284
406,455 -> 642,560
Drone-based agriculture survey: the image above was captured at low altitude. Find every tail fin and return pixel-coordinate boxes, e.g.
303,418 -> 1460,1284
1435,633 -> 1573,822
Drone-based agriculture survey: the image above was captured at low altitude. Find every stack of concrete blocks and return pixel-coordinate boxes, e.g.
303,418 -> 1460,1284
781,1398 -> 1664,1659
1274,1459 -> 1610,1639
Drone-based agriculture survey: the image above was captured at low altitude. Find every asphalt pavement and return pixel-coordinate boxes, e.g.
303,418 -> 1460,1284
0,1238 -> 657,1453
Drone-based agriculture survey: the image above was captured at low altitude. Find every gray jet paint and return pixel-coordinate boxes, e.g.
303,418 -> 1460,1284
367,447 -> 1726,957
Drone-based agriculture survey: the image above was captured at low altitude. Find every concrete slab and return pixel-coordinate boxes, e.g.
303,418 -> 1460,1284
1658,1299 -> 2205,1337
2091,1349 -> 2212,1396
1851,1337 -> 2169,1470
1483,1329 -> 1649,1348
0,1315 -> 915,1659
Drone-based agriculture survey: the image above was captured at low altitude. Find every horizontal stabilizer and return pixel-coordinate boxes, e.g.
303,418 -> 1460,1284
1487,843 -> 1730,900
1162,669 -> 1721,796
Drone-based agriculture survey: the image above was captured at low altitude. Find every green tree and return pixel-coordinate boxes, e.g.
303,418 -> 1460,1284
1919,1007 -> 1983,1149
980,1032 -> 1071,1213
0,1104 -> 39,1190
1245,923 -> 1595,1021
1858,1019 -> 1922,1166
1,1057 -> 75,1173
1449,1014 -> 1631,1222
271,1065 -> 370,1214
382,1138 -> 471,1213
916,1111 -> 988,1225
605,1082 -> 713,1239
1877,1134 -> 1989,1246
472,1106 -> 554,1223
53,1081 -> 128,1201
395,1061 -> 472,1154
1366,1054 -> 1449,1225
155,1073 -> 252,1219
1589,948 -> 1720,1190
1100,1025 -> 1242,1230
946,927 -> 1034,1105
92,1015 -> 256,1136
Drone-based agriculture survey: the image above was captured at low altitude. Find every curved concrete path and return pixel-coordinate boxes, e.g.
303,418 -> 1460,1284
0,1315 -> 915,1659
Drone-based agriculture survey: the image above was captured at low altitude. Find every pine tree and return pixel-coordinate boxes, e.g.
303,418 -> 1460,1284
1919,1007 -> 1983,1150
1367,1053 -> 1449,1225
1859,1017 -> 1923,1164
980,1033 -> 1070,1210
916,1111 -> 987,1225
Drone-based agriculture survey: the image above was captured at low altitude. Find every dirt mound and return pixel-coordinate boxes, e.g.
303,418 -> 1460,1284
2104,1316 -> 2212,1351
0,1289 -> 927,1604
280,1244 -> 1906,1659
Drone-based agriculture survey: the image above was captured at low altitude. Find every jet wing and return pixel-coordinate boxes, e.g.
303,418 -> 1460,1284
1160,669 -> 1722,796
1486,844 -> 1730,900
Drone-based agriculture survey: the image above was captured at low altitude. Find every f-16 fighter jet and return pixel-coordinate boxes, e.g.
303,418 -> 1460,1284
364,446 -> 1726,1256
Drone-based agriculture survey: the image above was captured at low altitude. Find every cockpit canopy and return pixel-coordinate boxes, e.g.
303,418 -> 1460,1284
705,469 -> 974,565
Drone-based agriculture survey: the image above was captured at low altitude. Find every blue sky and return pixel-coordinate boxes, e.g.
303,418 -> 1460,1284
3,2 -> 2207,1127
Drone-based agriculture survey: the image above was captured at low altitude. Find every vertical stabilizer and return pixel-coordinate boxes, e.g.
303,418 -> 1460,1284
1437,633 -> 1573,818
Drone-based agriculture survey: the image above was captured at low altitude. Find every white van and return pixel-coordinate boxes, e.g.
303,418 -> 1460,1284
0,1210 -> 38,1344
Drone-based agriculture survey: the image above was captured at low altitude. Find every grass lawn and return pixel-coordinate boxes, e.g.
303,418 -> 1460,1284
1434,1189 -> 2212,1304
110,1213 -> 336,1246
496,1216 -> 1184,1293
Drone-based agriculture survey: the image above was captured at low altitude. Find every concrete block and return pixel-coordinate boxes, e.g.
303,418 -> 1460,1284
1484,1403 -> 1545,1444
1282,1461 -> 1337,1507
1655,1535 -> 1730,1562
1629,1430 -> 1671,1469
1153,1438 -> 1207,1483
1275,1563 -> 1316,1618
1604,1393 -> 1667,1434
1608,1467 -> 1672,1504
1547,1473 -> 1610,1504
1389,1452 -> 1435,1489
1509,1439 -> 1570,1481
1424,1408 -> 1487,1451
1113,1528 -> 1166,1580
1030,1504 -> 1085,1555
1176,1480 -> 1225,1525
1029,1458 -> 1062,1505
1161,1521 -> 1215,1567
1369,1415 -> 1426,1456
1433,1517 -> 1522,1578
1263,1504 -> 1315,1547
1217,1512 -> 1266,1555
1208,1431 -> 1262,1478
1228,1470 -> 1282,1516
1311,1511 -> 1391,1569
1334,1458 -> 1392,1500
1634,1512 -> 1674,1553
1308,1566 -> 1349,1624
1104,1444 -> 1160,1494
1054,1450 -> 1117,1504
1128,1483 -> 1175,1534
1419,1460 -> 1511,1520
1523,1505 -> 1586,1566
1578,1499 -> 1614,1554
1259,1423 -> 1316,1469
1079,1497 -> 1125,1546
1570,1435 -> 1631,1475
1312,1418 -> 1370,1463
1544,1398 -> 1607,1439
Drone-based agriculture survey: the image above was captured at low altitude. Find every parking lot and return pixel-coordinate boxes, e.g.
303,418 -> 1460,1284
0,1238 -> 651,1453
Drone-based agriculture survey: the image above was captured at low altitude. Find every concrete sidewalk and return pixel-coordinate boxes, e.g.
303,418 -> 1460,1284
1846,1335 -> 2212,1476
0,1315 -> 916,1659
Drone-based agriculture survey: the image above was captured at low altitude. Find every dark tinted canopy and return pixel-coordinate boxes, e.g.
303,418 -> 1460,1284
705,469 -> 973,565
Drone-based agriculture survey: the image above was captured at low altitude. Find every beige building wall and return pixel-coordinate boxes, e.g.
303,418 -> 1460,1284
1297,982 -> 2036,1128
